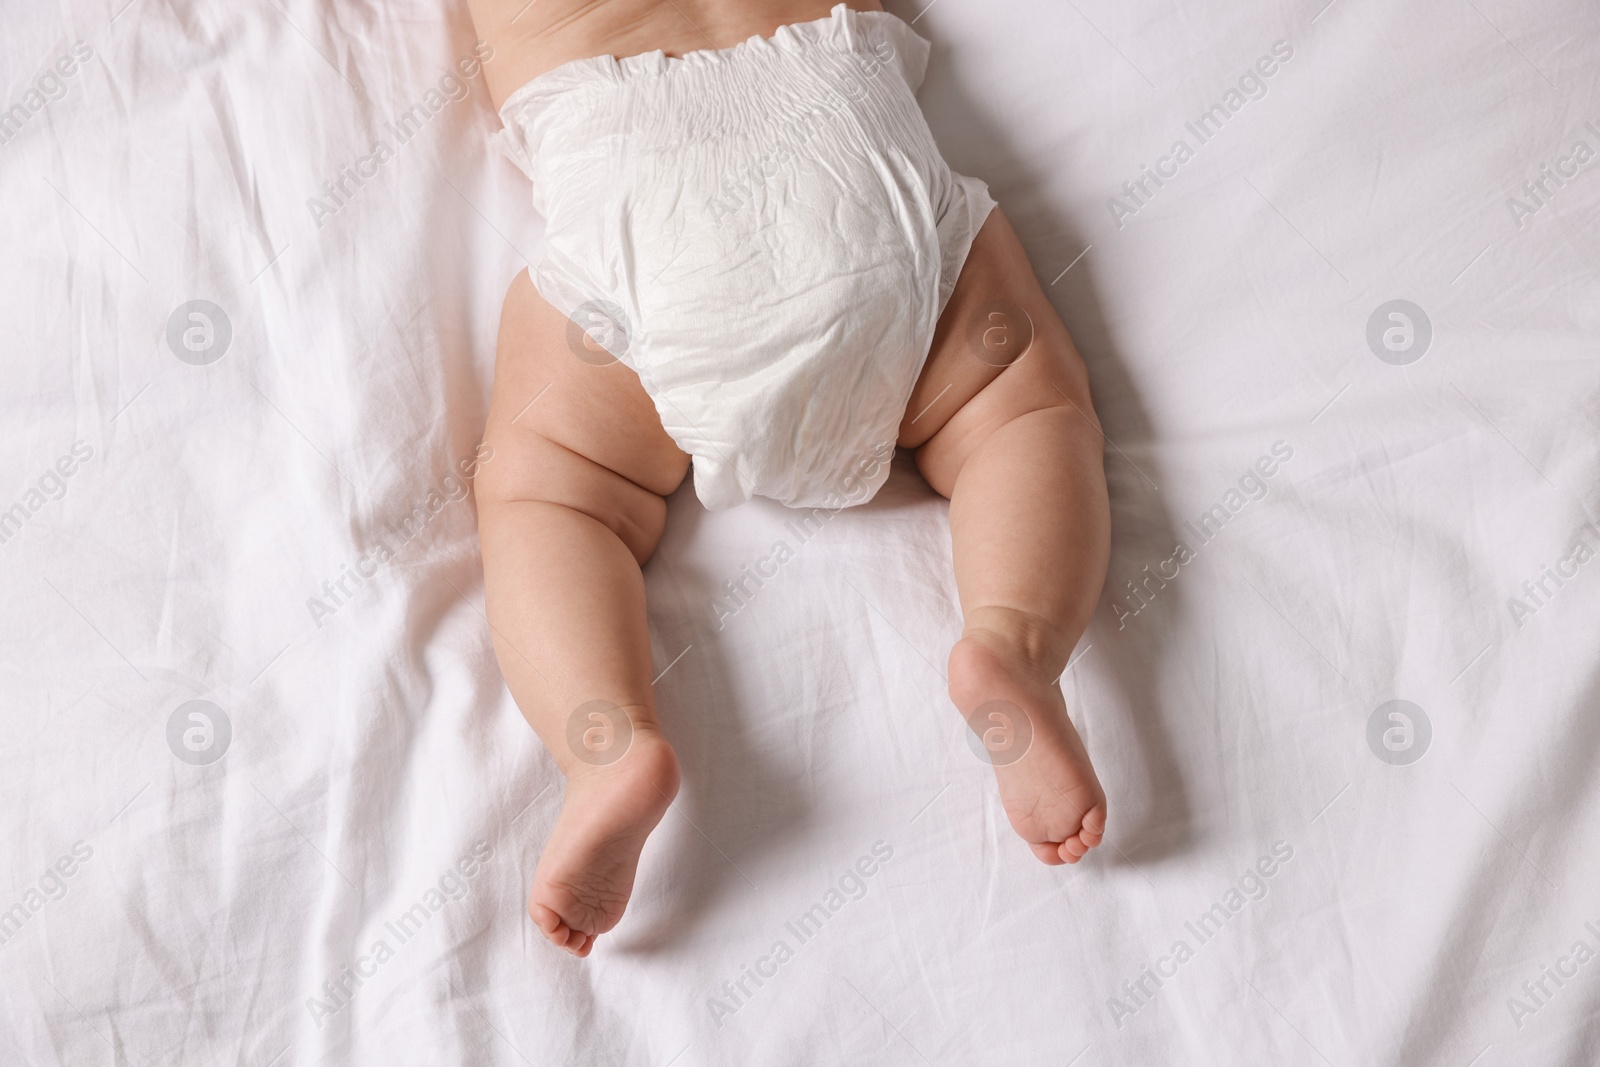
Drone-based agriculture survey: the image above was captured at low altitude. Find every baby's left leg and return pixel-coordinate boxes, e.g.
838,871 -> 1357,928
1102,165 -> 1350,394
477,273 -> 691,955
899,209 -> 1113,865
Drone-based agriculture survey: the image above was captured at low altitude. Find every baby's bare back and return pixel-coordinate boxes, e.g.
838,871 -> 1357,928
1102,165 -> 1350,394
466,0 -> 882,108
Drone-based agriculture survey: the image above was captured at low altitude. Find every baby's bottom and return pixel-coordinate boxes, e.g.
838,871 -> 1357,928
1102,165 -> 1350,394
476,210 -> 1112,956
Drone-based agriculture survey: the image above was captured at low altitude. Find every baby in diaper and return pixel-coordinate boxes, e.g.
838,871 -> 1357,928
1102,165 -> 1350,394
469,0 -> 1113,956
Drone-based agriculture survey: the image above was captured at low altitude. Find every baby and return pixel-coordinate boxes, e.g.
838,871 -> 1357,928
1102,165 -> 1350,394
468,0 -> 1112,956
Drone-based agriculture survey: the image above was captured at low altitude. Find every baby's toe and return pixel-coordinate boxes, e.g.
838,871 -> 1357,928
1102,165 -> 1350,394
531,902 -> 594,955
1081,803 -> 1107,841
530,902 -> 561,935
1029,841 -> 1068,866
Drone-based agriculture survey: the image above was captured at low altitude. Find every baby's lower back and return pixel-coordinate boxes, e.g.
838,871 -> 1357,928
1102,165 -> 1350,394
467,0 -> 881,108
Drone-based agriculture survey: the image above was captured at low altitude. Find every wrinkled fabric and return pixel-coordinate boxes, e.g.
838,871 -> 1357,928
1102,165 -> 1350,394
5,0 -> 1600,1064
495,4 -> 994,509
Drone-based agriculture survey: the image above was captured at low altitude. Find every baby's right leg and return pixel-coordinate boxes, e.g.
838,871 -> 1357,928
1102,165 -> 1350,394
476,273 -> 690,957
899,210 -> 1112,867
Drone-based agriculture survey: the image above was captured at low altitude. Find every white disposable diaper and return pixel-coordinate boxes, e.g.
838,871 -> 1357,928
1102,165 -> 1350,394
494,3 -> 995,510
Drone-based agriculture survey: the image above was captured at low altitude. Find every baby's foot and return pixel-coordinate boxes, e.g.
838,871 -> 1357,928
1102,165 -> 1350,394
528,729 -> 679,956
950,632 -> 1106,865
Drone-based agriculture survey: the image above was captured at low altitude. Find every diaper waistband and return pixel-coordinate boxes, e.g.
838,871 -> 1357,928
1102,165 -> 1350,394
493,4 -> 932,180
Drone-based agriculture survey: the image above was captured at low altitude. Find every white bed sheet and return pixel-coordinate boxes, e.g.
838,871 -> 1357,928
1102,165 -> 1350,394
3,0 -> 1598,1064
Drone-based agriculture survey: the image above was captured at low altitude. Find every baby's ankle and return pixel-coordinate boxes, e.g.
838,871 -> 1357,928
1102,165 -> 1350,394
958,606 -> 1071,680
559,715 -> 677,786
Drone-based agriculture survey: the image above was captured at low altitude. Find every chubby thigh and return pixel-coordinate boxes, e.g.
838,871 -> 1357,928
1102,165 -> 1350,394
479,208 -> 1098,530
477,272 -> 689,563
897,209 -> 1099,496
